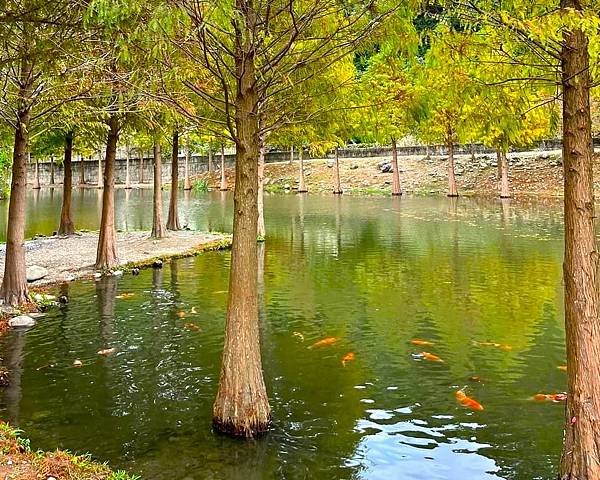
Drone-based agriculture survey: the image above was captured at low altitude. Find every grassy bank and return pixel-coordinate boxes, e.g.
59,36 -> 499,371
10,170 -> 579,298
0,422 -> 137,479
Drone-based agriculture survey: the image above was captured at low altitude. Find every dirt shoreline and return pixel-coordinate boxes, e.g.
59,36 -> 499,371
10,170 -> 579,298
0,230 -> 231,289
197,151 -> 598,198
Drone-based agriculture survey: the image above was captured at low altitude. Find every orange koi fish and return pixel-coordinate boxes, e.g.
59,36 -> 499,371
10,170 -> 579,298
342,352 -> 355,366
309,337 -> 339,349
469,376 -> 482,382
558,365 -> 567,372
116,293 -> 135,299
184,323 -> 201,332
176,311 -> 186,318
411,339 -> 434,346
191,307 -> 197,314
533,393 -> 567,403
455,390 -> 484,411
421,351 -> 444,363
97,348 -> 116,356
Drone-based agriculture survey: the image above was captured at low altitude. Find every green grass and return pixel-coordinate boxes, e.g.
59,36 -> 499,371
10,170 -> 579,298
192,179 -> 209,193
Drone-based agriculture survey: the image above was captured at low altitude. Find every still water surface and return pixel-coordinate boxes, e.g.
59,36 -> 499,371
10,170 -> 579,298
0,189 -> 567,479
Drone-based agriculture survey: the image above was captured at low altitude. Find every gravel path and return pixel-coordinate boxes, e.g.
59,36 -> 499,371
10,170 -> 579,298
0,230 -> 228,287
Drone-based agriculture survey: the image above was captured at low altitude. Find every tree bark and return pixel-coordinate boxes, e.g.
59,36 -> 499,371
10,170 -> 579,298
220,143 -> 228,191
333,146 -> 342,194
213,5 -> 271,437
95,114 -> 119,270
79,154 -> 86,185
1,56 -> 33,306
500,151 -> 510,199
139,149 -> 145,184
125,145 -> 131,189
151,139 -> 166,239
50,155 -> 55,185
289,145 -> 294,164
559,2 -> 600,478
297,146 -> 307,193
32,154 -> 40,189
258,137 -> 266,239
184,136 -> 192,190
58,131 -> 75,235
391,138 -> 402,196
97,151 -> 103,189
447,139 -> 458,197
208,148 -> 213,173
167,130 -> 181,230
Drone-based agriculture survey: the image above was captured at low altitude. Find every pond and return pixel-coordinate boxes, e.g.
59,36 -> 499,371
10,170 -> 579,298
0,189 -> 567,479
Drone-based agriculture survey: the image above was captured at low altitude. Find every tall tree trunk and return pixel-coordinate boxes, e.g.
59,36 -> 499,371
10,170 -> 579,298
1,57 -> 33,306
258,137 -> 266,239
208,148 -> 213,173
125,145 -> 131,189
447,140 -> 458,197
500,151 -> 510,199
333,147 -> 342,194
289,145 -> 294,164
58,131 -> 75,235
79,154 -> 86,185
297,146 -> 307,193
95,115 -> 119,270
213,9 -> 271,437
496,148 -> 502,180
470,144 -> 476,162
184,136 -> 192,190
139,149 -> 145,184
391,138 -> 402,196
32,154 -> 40,189
50,155 -> 55,185
220,144 -> 228,191
97,151 -> 103,189
558,2 -> 600,478
151,139 -> 165,239
167,130 -> 181,230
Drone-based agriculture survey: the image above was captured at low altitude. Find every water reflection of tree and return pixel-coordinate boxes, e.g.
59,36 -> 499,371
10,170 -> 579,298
2,330 -> 26,424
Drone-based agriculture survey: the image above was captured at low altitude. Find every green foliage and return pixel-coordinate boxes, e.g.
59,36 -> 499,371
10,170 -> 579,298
0,148 -> 11,199
192,179 -> 209,193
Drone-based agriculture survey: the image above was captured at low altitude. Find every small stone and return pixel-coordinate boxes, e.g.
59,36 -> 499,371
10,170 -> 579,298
0,305 -> 18,316
26,265 -> 49,282
326,161 -> 334,168
111,270 -> 124,276
8,315 -> 36,328
350,164 -> 358,170
131,267 -> 140,276
73,359 -> 83,367
29,312 -> 46,319
58,295 -> 69,304
94,272 -> 102,278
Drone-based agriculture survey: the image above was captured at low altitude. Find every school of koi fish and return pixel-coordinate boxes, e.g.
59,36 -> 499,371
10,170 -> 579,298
299,335 -> 567,412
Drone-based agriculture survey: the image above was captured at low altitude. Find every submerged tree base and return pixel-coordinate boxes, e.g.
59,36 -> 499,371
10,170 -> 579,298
212,415 -> 271,439
0,422 -> 137,479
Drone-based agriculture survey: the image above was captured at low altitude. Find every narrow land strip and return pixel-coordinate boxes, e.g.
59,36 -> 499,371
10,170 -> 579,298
0,230 -> 231,288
